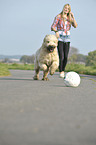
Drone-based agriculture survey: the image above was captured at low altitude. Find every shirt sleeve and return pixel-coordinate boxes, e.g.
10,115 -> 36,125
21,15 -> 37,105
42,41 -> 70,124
51,16 -> 59,31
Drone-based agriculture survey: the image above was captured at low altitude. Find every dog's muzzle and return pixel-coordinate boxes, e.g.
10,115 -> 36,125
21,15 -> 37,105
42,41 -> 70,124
47,45 -> 55,52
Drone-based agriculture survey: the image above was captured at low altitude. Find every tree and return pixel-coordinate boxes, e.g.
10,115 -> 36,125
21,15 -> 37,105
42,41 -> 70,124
20,54 -> 35,64
68,54 -> 77,62
86,50 -> 96,66
68,46 -> 79,57
76,54 -> 86,63
20,55 -> 28,63
2,58 -> 9,63
68,47 -> 86,63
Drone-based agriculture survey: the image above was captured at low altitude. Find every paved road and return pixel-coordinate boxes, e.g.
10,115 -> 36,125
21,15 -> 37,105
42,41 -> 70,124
0,70 -> 96,145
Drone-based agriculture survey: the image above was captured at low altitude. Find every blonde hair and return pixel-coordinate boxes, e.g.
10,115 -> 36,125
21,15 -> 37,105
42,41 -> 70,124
59,4 -> 73,24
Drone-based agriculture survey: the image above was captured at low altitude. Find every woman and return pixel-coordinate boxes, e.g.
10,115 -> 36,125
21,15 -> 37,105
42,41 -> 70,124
51,4 -> 77,78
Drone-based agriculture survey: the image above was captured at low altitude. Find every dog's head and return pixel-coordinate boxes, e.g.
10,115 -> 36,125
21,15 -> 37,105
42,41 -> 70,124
43,34 -> 58,52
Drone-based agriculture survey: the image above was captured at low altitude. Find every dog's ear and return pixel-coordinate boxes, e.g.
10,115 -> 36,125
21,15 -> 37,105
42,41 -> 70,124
43,37 -> 46,43
43,35 -> 48,43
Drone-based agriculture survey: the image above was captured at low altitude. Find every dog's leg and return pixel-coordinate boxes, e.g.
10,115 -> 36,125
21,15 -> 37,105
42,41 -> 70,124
33,67 -> 40,80
39,64 -> 49,81
33,55 -> 40,80
50,61 -> 59,75
42,69 -> 49,81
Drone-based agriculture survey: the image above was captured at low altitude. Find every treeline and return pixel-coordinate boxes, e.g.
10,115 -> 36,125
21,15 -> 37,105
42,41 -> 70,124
68,47 -> 96,67
2,47 -> 94,67
20,55 -> 35,64
20,47 -> 96,67
68,47 -> 86,64
20,47 -> 86,64
86,50 -> 96,67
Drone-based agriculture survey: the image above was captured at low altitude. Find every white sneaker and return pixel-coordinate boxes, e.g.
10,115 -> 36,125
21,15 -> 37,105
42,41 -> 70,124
60,72 -> 64,78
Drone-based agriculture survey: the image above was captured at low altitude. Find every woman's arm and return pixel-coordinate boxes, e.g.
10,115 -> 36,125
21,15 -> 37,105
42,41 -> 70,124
51,16 -> 60,38
51,15 -> 59,32
70,12 -> 78,28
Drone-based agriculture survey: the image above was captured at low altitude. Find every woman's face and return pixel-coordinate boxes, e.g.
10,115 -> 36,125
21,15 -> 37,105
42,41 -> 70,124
64,5 -> 69,14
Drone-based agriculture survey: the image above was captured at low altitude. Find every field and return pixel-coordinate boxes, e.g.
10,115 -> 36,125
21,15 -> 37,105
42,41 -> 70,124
0,63 -> 96,77
0,63 -> 11,77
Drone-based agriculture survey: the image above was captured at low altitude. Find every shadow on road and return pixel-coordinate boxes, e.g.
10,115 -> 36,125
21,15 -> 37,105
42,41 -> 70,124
0,77 -> 34,81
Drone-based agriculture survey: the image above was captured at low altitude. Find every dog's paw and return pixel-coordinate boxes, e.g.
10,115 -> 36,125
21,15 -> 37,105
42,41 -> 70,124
33,76 -> 39,80
42,77 -> 49,81
50,71 -> 55,75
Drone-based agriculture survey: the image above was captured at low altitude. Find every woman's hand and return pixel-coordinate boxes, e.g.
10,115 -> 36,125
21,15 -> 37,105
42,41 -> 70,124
70,12 -> 74,18
55,31 -> 60,38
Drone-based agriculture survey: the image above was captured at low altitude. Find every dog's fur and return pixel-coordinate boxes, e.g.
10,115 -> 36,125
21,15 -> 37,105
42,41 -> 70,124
33,34 -> 59,80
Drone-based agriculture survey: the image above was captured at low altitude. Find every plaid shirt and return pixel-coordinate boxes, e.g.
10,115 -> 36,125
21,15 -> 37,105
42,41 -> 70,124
51,15 -> 71,34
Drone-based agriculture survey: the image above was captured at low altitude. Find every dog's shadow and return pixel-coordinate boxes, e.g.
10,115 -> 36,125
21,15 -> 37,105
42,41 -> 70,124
0,77 -> 71,88
0,77 -> 34,81
0,77 -> 50,82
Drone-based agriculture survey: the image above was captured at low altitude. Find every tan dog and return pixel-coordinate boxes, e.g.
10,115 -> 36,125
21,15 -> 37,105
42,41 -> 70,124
33,34 -> 59,80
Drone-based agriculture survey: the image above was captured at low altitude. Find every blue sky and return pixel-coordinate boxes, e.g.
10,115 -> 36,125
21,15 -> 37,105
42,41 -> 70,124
0,0 -> 96,55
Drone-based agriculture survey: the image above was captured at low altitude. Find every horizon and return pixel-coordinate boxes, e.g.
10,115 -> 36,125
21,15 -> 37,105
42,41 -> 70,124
1,47 -> 95,57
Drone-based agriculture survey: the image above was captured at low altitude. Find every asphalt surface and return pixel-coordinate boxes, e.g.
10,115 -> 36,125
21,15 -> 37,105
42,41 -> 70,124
0,70 -> 96,145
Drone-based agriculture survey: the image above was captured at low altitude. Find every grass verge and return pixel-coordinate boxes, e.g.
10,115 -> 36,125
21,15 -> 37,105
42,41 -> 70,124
65,63 -> 96,76
0,63 -> 11,77
0,63 -> 96,77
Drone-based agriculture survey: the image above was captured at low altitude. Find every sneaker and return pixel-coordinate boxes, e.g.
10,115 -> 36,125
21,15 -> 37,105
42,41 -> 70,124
60,72 -> 64,78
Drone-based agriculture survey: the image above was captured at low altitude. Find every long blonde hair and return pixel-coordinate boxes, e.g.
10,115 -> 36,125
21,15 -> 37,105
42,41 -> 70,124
59,4 -> 73,24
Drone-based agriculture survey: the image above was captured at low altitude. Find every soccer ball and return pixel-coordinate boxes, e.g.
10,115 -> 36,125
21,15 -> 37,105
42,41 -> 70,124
64,71 -> 80,87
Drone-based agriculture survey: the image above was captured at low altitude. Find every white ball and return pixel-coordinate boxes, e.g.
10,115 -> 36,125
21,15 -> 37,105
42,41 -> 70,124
64,71 -> 80,87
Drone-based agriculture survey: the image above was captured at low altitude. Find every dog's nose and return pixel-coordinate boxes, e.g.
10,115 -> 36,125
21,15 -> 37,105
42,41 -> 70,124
49,45 -> 55,48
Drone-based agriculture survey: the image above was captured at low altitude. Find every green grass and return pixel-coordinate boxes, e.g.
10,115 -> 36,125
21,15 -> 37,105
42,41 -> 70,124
8,63 -> 34,70
0,63 -> 11,77
65,63 -> 96,76
0,63 -> 96,77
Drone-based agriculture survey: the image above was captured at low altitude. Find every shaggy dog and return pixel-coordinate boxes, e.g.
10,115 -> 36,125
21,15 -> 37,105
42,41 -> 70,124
33,34 -> 59,80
